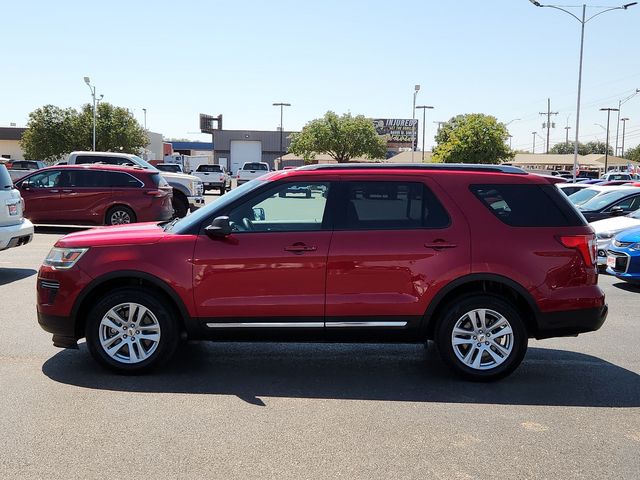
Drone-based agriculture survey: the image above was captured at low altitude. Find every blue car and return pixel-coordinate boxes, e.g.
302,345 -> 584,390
606,226 -> 640,284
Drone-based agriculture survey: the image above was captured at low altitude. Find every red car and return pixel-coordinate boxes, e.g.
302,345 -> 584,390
36,164 -> 606,380
15,164 -> 173,225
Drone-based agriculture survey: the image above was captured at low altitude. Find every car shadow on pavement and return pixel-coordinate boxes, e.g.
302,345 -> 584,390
0,267 -> 37,286
42,343 -> 640,408
612,282 -> 640,293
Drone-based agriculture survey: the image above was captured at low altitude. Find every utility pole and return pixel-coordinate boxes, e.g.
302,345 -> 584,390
272,102 -> 291,169
600,107 -> 619,172
564,126 -> 571,146
532,131 -> 537,153
621,117 -> 629,157
614,89 -> 639,155
415,105 -> 434,162
539,98 -> 558,153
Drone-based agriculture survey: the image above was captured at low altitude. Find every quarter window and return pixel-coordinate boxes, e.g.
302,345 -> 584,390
337,181 -> 449,230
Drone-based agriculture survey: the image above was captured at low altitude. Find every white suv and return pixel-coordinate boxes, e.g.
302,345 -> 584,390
0,165 -> 34,251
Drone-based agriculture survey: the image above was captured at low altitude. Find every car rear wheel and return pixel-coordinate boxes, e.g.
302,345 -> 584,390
435,295 -> 528,381
85,288 -> 179,373
106,206 -> 136,225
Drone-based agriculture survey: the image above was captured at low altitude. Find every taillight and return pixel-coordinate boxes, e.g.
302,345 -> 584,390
558,234 -> 596,266
145,190 -> 169,198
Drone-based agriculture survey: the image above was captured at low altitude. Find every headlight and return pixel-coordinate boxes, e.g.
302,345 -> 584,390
596,231 -> 614,239
43,247 -> 88,269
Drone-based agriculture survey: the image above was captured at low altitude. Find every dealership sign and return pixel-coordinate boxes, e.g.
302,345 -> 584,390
372,118 -> 418,149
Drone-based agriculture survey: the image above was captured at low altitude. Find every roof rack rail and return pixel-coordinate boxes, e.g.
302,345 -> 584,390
296,163 -> 527,175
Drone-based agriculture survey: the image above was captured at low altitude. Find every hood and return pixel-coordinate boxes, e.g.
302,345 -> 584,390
591,216 -> 640,234
56,222 -> 168,248
615,226 -> 640,244
160,171 -> 199,182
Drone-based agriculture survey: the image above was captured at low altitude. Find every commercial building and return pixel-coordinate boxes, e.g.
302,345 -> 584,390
0,127 -> 27,161
210,129 -> 294,173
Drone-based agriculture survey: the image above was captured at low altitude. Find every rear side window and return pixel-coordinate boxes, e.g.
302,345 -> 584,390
60,170 -> 108,187
337,181 -> 450,230
108,172 -> 143,188
150,173 -> 169,188
470,184 -> 585,227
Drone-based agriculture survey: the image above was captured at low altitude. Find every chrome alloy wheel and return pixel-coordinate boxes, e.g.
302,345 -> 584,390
98,303 -> 161,364
451,308 -> 514,370
110,210 -> 131,225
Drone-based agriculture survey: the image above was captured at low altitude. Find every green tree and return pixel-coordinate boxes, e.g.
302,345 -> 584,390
432,114 -> 514,164
288,111 -> 387,163
20,105 -> 78,161
624,144 -> 640,162
20,103 -> 148,161
549,142 -> 588,155
583,141 -> 613,155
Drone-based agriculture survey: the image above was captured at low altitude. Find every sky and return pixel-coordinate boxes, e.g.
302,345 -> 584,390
2,0 -> 640,154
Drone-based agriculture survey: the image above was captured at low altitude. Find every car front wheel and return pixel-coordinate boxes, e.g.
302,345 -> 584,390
435,295 -> 528,381
85,288 -> 179,373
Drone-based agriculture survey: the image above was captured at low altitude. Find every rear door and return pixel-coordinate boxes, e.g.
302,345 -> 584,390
55,170 -> 112,225
325,176 -> 471,339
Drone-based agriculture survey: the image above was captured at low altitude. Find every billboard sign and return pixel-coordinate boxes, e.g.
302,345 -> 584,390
372,118 -> 418,150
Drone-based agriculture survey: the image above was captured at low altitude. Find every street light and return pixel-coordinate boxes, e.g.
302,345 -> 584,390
621,117 -> 630,157
273,102 -> 291,169
505,118 -> 521,126
415,105 -> 434,162
532,131 -> 537,153
142,108 -> 147,130
84,76 -> 97,151
412,85 -> 420,163
614,89 -> 639,155
529,1 -> 637,180
600,107 -> 619,172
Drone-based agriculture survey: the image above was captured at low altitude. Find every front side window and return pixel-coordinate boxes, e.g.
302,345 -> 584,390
336,181 -> 449,230
228,181 -> 330,232
22,170 -> 61,188
611,195 -> 640,212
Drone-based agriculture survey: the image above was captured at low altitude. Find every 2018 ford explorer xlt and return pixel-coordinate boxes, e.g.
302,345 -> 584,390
37,164 -> 607,381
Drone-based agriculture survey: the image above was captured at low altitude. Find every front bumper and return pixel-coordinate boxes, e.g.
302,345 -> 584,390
535,305 -> 608,339
0,218 -> 34,251
188,195 -> 205,212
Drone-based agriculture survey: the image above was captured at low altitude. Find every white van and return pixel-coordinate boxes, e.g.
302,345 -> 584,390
0,165 -> 34,251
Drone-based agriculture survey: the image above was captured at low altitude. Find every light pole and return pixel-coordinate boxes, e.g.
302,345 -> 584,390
508,135 -> 513,149
273,102 -> 291,169
600,107 -> 619,172
411,85 -> 420,163
621,117 -> 630,157
614,89 -> 639,155
532,131 -> 537,153
415,105 -> 434,162
84,76 -> 97,151
529,1 -> 637,180
142,108 -> 147,130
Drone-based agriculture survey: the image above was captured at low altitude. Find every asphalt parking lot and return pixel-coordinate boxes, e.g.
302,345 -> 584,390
1,229 -> 639,479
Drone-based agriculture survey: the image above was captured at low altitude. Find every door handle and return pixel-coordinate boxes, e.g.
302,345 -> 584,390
61,189 -> 74,193
50,189 -> 60,193
424,240 -> 457,250
285,243 -> 318,253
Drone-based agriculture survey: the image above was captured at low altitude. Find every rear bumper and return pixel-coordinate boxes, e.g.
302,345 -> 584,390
0,219 -> 34,251
535,305 -> 608,339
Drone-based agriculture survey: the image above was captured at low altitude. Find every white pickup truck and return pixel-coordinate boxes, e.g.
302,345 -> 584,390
0,164 -> 34,252
193,164 -> 231,194
236,162 -> 270,186
6,160 -> 47,182
66,151 -> 204,217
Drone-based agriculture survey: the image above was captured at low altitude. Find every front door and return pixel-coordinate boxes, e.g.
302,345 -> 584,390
325,177 -> 471,339
193,179 -> 334,331
17,170 -> 63,224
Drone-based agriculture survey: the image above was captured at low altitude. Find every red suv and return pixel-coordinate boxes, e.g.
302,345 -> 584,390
36,164 -> 607,380
15,165 -> 173,225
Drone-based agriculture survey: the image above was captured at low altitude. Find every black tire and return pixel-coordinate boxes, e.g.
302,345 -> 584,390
434,294 -> 528,381
105,205 -> 136,225
220,185 -> 226,194
172,193 -> 189,218
85,288 -> 179,374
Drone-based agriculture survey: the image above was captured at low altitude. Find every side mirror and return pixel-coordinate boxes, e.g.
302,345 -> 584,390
253,207 -> 265,221
205,216 -> 232,237
610,206 -> 625,216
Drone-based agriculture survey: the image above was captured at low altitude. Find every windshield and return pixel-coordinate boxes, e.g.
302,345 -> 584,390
0,165 -> 12,189
579,190 -> 634,211
567,188 -> 601,205
168,179 -> 266,233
